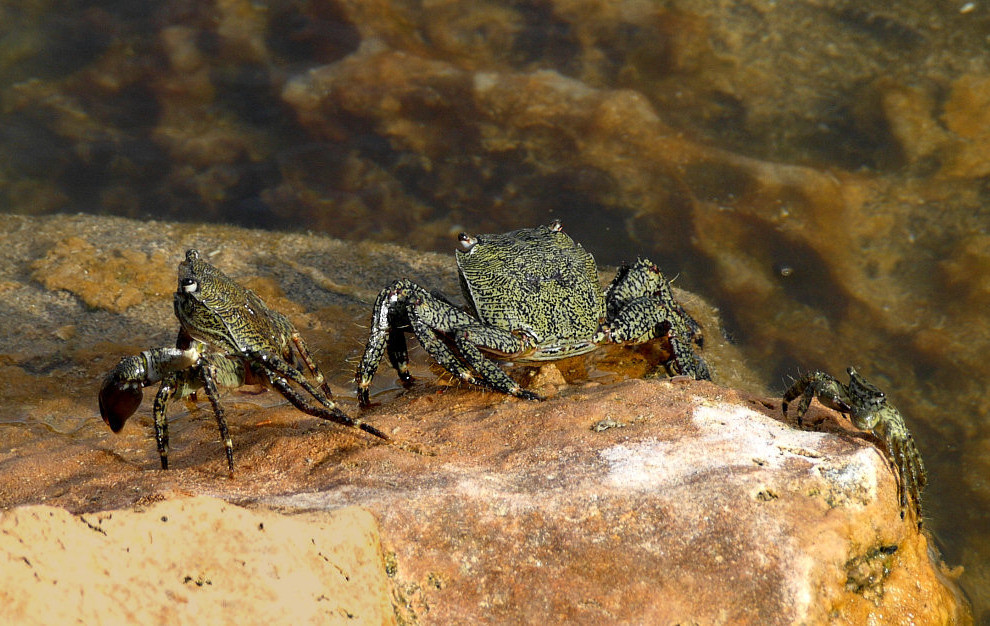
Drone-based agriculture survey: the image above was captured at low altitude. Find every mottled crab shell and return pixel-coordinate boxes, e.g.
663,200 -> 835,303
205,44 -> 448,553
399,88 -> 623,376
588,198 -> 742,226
845,367 -> 886,430
454,222 -> 606,350
173,249 -> 293,356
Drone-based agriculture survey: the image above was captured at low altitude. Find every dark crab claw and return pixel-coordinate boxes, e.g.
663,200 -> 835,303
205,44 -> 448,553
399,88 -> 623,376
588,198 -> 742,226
98,356 -> 146,432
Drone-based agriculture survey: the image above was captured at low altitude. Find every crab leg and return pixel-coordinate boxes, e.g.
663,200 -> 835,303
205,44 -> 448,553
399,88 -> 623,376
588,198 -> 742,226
357,279 -> 541,403
603,297 -> 711,380
151,374 -> 179,470
782,372 -> 851,426
267,374 -> 388,440
289,331 -> 333,397
451,325 -> 541,400
408,316 -> 475,382
249,348 -> 389,441
386,325 -> 412,384
358,280 -> 451,404
196,357 -> 235,474
873,411 -> 927,526
358,280 -> 417,404
601,259 -> 710,380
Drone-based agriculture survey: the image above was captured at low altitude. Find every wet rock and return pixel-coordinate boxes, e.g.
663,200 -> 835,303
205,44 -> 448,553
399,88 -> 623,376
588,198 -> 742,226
0,496 -> 393,625
1,0 -> 988,615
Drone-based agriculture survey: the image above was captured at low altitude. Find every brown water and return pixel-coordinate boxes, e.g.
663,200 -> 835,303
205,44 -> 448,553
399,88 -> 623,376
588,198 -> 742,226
1,0 -> 988,617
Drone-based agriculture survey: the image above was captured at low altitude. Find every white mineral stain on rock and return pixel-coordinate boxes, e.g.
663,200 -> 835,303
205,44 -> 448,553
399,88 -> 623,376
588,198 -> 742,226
600,399 -> 836,490
598,439 -> 678,489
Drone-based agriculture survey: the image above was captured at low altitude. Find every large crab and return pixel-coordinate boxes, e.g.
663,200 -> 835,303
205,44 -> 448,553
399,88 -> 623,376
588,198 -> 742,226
783,367 -> 927,527
99,249 -> 387,472
356,220 -> 710,405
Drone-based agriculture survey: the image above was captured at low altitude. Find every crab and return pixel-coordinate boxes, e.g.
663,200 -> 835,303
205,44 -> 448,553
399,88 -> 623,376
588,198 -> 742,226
783,367 -> 927,527
99,249 -> 387,472
356,220 -> 710,405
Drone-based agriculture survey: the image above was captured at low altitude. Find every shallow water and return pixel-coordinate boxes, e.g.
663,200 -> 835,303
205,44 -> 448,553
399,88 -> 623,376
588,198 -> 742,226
1,0 -> 988,617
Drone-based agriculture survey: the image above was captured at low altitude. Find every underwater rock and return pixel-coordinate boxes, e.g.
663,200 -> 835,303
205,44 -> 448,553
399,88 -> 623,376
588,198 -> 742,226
941,73 -> 990,179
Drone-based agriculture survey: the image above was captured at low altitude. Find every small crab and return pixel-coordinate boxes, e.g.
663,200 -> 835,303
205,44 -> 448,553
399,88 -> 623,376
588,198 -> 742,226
783,367 -> 927,527
99,249 -> 387,472
356,220 -> 710,405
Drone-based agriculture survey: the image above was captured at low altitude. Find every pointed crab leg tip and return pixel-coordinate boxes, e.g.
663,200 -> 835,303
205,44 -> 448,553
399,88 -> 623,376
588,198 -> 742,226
515,388 -> 544,401
360,422 -> 389,440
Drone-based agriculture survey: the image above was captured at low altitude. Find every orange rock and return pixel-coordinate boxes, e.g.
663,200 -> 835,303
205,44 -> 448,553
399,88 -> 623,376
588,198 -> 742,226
263,380 -> 967,624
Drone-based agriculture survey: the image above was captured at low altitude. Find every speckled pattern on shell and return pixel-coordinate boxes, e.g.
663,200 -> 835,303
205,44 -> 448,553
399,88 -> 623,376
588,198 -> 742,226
455,224 -> 604,346
174,250 -> 294,357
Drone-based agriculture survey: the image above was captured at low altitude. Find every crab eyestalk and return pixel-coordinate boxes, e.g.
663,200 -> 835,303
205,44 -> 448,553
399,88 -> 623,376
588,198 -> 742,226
458,232 -> 478,250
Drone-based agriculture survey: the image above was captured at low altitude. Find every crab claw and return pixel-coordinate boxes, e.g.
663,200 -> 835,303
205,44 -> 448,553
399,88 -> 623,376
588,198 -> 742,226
98,356 -> 146,432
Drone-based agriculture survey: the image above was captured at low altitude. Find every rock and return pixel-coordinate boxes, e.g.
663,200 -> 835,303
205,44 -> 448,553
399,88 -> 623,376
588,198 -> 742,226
266,379 -> 966,624
280,53 -> 990,622
942,74 -> 990,178
0,214 -> 972,622
0,378 -> 969,623
0,496 -> 393,625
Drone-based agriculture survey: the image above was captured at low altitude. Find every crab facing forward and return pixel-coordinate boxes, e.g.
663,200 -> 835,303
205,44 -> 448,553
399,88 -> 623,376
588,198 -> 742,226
356,220 -> 710,405
783,367 -> 927,527
99,249 -> 387,472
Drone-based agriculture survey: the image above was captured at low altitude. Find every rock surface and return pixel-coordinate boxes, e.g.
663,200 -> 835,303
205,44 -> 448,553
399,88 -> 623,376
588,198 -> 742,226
268,379 -> 965,624
0,378 -> 968,624
0,498 -> 393,625
0,215 -> 969,624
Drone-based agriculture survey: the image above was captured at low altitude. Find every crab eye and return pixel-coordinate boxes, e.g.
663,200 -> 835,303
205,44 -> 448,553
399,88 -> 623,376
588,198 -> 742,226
458,232 -> 478,250
180,277 -> 198,293
549,219 -> 563,232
